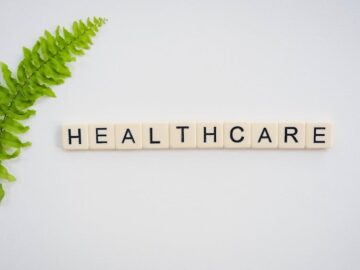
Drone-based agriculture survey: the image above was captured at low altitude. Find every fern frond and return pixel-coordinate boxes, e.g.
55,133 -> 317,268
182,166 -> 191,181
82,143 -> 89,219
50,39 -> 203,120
0,17 -> 106,202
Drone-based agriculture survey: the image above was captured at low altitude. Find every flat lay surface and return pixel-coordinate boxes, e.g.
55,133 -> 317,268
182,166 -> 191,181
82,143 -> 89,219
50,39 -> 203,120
1,0 -> 360,269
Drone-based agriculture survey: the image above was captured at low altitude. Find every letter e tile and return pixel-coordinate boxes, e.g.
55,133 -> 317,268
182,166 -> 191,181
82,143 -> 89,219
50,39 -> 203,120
89,124 -> 116,150
306,123 -> 332,149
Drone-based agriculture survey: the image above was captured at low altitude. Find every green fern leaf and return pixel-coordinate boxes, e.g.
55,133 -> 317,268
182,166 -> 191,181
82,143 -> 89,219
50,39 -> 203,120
0,148 -> 21,160
0,17 -> 106,202
0,184 -> 4,201
0,163 -> 16,182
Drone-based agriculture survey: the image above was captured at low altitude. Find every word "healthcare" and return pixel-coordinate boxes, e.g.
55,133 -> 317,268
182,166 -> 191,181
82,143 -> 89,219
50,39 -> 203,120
62,122 -> 332,150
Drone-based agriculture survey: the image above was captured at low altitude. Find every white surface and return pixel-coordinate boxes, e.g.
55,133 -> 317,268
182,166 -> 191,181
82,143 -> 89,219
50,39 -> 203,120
1,0 -> 360,269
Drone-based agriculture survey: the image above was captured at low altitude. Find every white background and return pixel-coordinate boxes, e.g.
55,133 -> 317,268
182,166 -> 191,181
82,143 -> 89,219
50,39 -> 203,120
1,0 -> 360,269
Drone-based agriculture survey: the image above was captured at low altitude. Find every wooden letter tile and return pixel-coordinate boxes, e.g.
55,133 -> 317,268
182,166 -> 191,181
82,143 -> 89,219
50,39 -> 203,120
252,123 -> 278,149
306,123 -> 332,149
197,122 -> 223,148
142,123 -> 170,149
278,122 -> 305,149
170,123 -> 196,149
89,124 -> 116,150
115,123 -> 142,150
62,124 -> 89,150
223,122 -> 251,148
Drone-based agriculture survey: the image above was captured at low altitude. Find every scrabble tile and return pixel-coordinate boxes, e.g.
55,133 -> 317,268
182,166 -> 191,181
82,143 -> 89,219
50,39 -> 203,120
89,124 -> 116,150
252,123 -> 278,149
62,124 -> 89,150
170,123 -> 196,149
278,122 -> 306,149
223,122 -> 251,148
306,123 -> 332,149
197,122 -> 223,148
115,123 -> 142,150
142,123 -> 169,149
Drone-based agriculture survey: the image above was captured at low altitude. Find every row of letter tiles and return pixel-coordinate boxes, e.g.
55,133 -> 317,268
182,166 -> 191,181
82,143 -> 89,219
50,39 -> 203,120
62,123 -> 332,150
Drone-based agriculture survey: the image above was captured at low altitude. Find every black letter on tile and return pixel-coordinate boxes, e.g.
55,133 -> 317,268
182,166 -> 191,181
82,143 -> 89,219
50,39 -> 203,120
258,128 -> 272,143
150,128 -> 160,144
68,128 -> 82,145
314,127 -> 326,143
285,127 -> 298,143
96,128 -> 108,144
230,126 -> 244,143
176,126 -> 189,143
122,129 -> 136,144
204,127 -> 217,143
